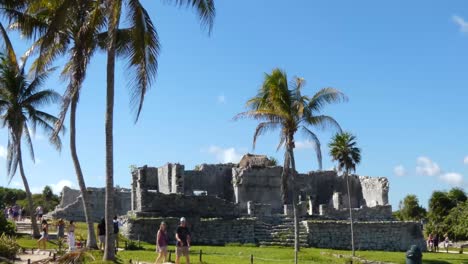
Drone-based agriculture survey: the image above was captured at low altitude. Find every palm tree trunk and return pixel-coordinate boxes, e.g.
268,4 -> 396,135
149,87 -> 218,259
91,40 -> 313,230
17,145 -> 40,237
103,0 -> 121,260
345,170 -> 355,257
288,146 -> 300,264
70,94 -> 98,249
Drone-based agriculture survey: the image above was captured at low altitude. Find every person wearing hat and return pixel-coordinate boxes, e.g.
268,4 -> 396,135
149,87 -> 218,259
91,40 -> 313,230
175,217 -> 191,264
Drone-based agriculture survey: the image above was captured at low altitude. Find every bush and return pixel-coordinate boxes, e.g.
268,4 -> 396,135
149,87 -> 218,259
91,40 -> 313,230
125,240 -> 144,251
0,216 -> 15,236
0,234 -> 20,260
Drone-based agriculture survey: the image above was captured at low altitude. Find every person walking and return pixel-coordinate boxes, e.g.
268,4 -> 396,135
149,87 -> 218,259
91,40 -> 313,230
113,216 -> 120,249
155,222 -> 169,264
175,217 -> 191,264
37,220 -> 49,250
68,220 -> 76,251
97,218 -> 106,250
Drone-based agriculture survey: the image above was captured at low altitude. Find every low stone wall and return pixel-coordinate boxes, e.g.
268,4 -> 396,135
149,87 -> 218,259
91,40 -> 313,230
122,217 -> 256,245
318,205 -> 393,221
304,220 -> 426,251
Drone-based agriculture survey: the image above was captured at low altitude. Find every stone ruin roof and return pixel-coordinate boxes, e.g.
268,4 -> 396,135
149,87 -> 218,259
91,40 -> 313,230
239,153 -> 274,168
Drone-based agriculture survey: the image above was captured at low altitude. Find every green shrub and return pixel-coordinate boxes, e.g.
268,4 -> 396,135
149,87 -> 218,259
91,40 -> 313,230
125,240 -> 144,251
0,234 -> 20,260
0,216 -> 15,236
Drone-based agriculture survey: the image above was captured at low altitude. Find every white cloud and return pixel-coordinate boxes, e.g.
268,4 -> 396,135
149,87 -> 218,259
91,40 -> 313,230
416,156 -> 441,176
0,145 -> 6,159
393,165 -> 406,177
30,180 -> 74,195
464,156 -> 468,165
11,181 -> 22,188
295,140 -> 317,150
452,15 -> 468,33
217,95 -> 226,104
439,172 -> 464,186
207,146 -> 243,163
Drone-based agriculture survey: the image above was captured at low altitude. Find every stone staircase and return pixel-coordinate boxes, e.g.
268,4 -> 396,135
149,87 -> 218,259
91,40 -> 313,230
255,216 -> 309,247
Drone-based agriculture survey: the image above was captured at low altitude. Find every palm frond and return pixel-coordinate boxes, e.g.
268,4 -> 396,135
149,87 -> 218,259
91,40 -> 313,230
124,0 -> 159,121
22,122 -> 35,163
301,126 -> 323,170
252,121 -> 280,149
169,0 -> 215,34
308,87 -> 348,113
305,115 -> 342,132
0,22 -> 18,72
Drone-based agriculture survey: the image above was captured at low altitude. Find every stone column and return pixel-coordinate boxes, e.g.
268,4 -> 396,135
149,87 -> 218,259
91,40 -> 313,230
332,192 -> 342,210
247,201 -> 255,216
308,196 -> 314,215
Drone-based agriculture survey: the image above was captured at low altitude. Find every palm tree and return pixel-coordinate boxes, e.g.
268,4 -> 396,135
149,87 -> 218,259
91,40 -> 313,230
0,23 -> 62,238
0,0 -> 106,248
236,68 -> 346,264
329,132 -> 361,257
102,0 -> 215,260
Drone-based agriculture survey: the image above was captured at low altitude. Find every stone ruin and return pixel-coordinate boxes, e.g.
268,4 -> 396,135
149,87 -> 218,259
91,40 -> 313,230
47,186 -> 131,222
120,154 -> 425,251
50,154 -> 426,251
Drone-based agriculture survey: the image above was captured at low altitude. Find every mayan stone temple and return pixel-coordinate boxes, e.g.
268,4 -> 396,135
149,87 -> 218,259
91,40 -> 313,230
50,154 -> 426,251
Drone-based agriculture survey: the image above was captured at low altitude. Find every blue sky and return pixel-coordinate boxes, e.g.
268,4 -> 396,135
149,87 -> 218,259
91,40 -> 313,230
1,0 -> 467,209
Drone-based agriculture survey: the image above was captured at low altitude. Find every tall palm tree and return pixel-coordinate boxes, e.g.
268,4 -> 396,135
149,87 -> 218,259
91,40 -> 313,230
236,68 -> 346,264
0,23 -> 62,238
0,0 -> 106,248
102,0 -> 215,260
329,132 -> 361,257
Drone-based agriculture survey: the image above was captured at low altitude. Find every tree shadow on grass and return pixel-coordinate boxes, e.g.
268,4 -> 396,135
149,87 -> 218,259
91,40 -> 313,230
423,259 -> 468,264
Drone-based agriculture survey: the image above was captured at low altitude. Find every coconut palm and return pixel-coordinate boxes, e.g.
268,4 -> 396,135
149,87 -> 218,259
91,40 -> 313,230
0,23 -> 62,238
102,0 -> 215,260
0,0 -> 106,248
236,68 -> 346,264
329,132 -> 361,257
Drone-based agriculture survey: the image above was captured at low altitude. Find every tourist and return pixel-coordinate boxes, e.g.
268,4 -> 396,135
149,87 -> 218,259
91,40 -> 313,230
18,206 -> 22,221
175,217 -> 191,264
68,220 -> 76,251
97,218 -> 106,250
427,233 -> 434,252
444,233 -> 450,253
12,204 -> 19,221
37,219 -> 49,250
155,222 -> 169,264
433,234 -> 439,252
20,207 -> 26,221
57,219 -> 65,239
113,216 -> 120,248
35,206 -> 43,221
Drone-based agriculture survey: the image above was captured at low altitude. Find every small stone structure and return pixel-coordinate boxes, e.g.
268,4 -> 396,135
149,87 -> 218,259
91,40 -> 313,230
47,186 -> 131,222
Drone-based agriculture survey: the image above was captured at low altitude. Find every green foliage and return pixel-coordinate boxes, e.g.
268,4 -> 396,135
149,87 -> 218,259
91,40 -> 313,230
328,132 -> 361,174
42,186 -> 54,201
0,187 -> 26,208
0,234 -> 20,260
125,240 -> 144,251
16,192 -> 59,214
268,156 -> 278,166
426,188 -> 468,240
0,215 -> 15,236
396,194 -> 426,221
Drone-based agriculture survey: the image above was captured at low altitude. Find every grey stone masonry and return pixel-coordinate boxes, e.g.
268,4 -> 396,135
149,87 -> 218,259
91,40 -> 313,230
304,220 -> 426,251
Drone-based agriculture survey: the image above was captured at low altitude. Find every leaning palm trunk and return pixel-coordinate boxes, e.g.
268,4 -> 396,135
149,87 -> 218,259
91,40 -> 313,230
288,145 -> 300,264
345,171 -> 355,256
17,146 -> 40,237
70,95 -> 98,249
103,0 -> 120,260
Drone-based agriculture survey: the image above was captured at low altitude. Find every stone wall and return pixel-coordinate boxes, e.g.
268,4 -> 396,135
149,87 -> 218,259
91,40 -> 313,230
184,164 -> 236,200
233,166 -> 284,212
122,217 -> 256,245
304,220 -> 426,251
318,205 -> 393,221
48,187 -> 131,222
132,192 -> 240,218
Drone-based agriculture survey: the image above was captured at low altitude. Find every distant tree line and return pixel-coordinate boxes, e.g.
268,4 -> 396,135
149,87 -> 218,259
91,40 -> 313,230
0,186 -> 60,215
394,187 -> 467,241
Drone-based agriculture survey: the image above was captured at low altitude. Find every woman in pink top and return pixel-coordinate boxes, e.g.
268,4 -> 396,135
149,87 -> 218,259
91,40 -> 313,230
155,222 -> 169,264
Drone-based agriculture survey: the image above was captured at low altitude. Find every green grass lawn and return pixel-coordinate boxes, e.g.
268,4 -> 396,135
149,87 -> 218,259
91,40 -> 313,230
15,236 -> 468,264
13,223 -> 467,263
